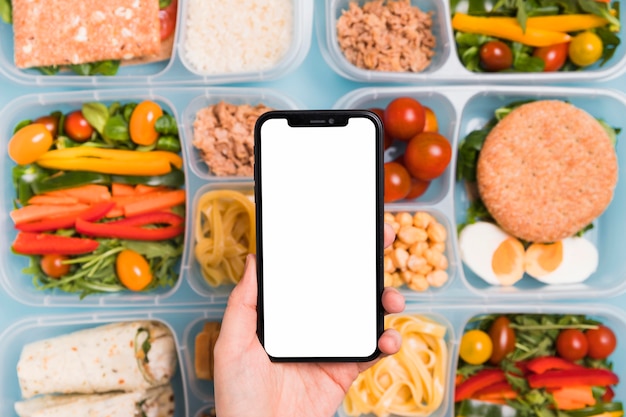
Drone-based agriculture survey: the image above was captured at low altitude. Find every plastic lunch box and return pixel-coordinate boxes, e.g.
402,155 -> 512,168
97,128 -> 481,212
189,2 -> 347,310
316,0 -> 626,84
0,87 -> 300,307
0,0 -> 313,86
334,85 -> 626,302
0,303 -> 624,417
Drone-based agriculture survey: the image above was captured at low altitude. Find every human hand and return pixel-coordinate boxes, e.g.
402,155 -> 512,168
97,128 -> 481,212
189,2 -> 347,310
214,223 -> 405,417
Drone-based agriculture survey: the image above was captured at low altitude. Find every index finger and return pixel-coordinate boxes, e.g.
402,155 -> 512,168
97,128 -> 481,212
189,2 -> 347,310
384,223 -> 395,248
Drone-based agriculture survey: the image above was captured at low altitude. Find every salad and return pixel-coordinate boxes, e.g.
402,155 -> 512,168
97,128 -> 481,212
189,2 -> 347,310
456,314 -> 621,417
8,100 -> 185,298
451,0 -> 621,72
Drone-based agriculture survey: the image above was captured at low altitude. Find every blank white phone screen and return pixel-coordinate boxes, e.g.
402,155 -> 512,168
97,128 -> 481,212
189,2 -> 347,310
259,116 -> 379,359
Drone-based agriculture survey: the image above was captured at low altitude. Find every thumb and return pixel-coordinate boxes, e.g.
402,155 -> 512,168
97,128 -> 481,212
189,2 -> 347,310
219,254 -> 258,345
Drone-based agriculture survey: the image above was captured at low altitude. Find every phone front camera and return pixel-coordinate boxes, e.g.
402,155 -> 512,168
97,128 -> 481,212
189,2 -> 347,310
328,118 -> 335,124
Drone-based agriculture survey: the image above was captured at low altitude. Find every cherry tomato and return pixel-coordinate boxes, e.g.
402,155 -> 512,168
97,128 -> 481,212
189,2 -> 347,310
405,177 -> 430,199
460,329 -> 493,365
403,132 -> 452,181
34,115 -> 60,137
384,162 -> 411,203
116,249 -> 153,291
569,31 -> 603,67
370,108 -> 393,150
585,325 -> 617,359
383,97 -> 425,141
8,123 -> 54,165
479,41 -> 513,72
533,42 -> 569,72
159,0 -> 177,41
423,106 -> 439,133
64,110 -> 94,142
129,100 -> 164,146
488,316 -> 516,364
40,254 -> 70,278
556,328 -> 589,361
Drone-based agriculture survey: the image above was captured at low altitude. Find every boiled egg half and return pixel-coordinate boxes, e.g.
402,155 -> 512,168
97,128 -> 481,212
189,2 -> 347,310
459,221 -> 598,286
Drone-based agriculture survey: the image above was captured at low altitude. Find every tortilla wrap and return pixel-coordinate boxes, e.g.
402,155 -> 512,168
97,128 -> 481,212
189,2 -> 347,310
17,321 -> 177,398
14,383 -> 174,417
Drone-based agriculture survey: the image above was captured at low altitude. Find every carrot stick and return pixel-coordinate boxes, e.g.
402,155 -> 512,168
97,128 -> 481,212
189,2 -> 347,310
106,191 -> 170,218
10,204 -> 90,225
123,189 -> 186,217
549,385 -> 596,410
46,184 -> 111,204
111,183 -> 135,197
134,184 -> 167,194
27,195 -> 79,205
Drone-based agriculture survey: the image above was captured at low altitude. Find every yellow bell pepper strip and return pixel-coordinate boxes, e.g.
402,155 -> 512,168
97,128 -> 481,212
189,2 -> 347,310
482,14 -> 613,33
452,13 -> 571,47
36,148 -> 183,169
36,157 -> 172,176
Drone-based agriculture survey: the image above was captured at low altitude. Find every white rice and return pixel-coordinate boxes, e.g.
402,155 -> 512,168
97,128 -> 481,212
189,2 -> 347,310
183,0 -> 294,74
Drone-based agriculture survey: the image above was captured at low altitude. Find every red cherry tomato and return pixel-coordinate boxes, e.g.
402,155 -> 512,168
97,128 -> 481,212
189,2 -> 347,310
34,115 -> 60,137
488,316 -> 516,364
383,97 -> 425,141
403,132 -> 452,181
64,110 -> 94,142
40,254 -> 70,278
533,42 -> 569,72
405,177 -> 430,199
585,325 -> 617,359
384,162 -> 411,203
556,329 -> 589,361
159,0 -> 178,41
479,41 -> 513,72
370,108 -> 393,150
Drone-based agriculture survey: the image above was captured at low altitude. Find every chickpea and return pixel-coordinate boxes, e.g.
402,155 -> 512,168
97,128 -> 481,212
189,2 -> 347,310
384,212 -> 396,224
384,272 -> 393,287
426,270 -> 448,287
392,272 -> 404,287
384,256 -> 395,273
431,242 -> 446,253
413,211 -> 434,229
390,248 -> 409,271
409,241 -> 429,257
406,274 -> 429,291
424,248 -> 443,269
398,226 -> 427,245
395,212 -> 413,227
407,254 -> 428,272
427,222 -> 447,243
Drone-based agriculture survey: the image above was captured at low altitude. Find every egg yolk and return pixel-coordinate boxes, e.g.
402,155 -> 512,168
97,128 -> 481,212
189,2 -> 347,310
525,241 -> 564,277
491,237 -> 525,286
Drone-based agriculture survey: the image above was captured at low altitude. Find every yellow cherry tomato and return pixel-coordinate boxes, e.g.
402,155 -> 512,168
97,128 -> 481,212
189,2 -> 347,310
129,100 -> 163,146
8,123 -> 53,165
568,31 -> 603,67
116,249 -> 153,291
460,329 -> 493,365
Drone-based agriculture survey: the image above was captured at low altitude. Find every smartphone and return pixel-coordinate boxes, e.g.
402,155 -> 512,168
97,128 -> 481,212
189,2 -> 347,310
254,110 -> 384,362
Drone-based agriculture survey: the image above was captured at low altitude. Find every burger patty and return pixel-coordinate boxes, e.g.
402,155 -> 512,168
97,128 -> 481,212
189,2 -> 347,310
476,100 -> 618,243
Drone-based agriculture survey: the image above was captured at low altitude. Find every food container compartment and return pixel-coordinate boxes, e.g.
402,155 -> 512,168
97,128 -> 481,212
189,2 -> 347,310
334,89 -> 457,206
0,308 -> 226,417
0,0 -> 180,85
177,0 -> 313,83
0,90 -> 190,307
336,303 -> 626,417
181,89 -> 300,182
184,181 -> 255,301
317,0 -> 626,84
335,85 -> 626,301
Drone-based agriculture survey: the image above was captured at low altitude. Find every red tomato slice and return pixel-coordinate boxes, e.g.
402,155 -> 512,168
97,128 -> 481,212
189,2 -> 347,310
160,0 -> 178,41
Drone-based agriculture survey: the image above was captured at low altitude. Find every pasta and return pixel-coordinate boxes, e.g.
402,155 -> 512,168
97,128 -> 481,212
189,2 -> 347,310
194,189 -> 255,286
344,314 -> 448,417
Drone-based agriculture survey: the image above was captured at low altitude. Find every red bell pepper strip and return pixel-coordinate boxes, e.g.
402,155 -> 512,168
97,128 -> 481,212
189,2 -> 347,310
75,217 -> 184,241
455,369 -> 507,402
528,368 -> 619,389
474,381 -> 517,400
104,211 -> 184,227
15,202 -> 116,233
526,356 -> 587,374
12,232 -> 99,255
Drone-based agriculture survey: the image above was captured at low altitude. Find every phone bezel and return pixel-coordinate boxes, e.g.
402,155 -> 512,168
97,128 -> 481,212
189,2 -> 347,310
254,109 -> 385,362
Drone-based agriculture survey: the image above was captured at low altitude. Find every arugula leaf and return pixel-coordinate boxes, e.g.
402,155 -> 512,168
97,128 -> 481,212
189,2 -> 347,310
37,66 -> 60,75
82,102 -> 110,135
516,0 -> 529,30
595,26 -> 621,67
579,0 -> 620,28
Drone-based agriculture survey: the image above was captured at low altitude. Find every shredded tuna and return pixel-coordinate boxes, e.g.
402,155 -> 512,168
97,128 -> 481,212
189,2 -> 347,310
336,0 -> 436,73
192,101 -> 273,177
